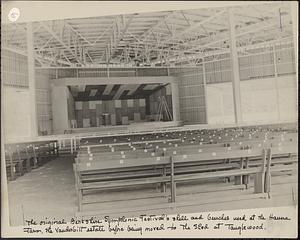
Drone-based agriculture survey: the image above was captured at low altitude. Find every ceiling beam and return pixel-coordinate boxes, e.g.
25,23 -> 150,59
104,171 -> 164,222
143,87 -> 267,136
159,9 -> 226,46
109,14 -> 135,61
135,12 -> 175,43
65,21 -> 93,46
40,22 -> 83,64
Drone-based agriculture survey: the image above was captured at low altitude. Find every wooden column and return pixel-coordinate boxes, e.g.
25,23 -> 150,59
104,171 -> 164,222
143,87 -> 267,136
273,45 -> 281,121
290,2 -> 298,111
171,82 -> 180,122
202,60 -> 208,124
27,22 -> 38,137
228,8 -> 242,125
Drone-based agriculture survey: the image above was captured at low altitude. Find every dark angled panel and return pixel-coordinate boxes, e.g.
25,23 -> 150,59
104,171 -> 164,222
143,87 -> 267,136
134,90 -> 153,99
96,85 -> 107,99
119,90 -> 130,99
148,84 -> 168,96
132,84 -> 147,99
109,85 -> 121,100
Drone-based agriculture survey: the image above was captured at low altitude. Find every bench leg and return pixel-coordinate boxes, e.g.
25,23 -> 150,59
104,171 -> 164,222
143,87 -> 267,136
10,165 -> 16,181
26,158 -> 31,172
170,157 -> 176,203
171,182 -> 176,203
264,172 -> 271,197
254,172 -> 264,194
235,158 -> 244,185
161,166 -> 167,193
78,189 -> 83,212
264,148 -> 272,197
17,162 -> 24,176
242,158 -> 250,189
161,182 -> 166,193
242,175 -> 250,189
32,157 -> 38,168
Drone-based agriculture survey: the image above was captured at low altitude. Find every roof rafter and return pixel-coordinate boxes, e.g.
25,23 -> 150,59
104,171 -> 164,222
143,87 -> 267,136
40,22 -> 83,64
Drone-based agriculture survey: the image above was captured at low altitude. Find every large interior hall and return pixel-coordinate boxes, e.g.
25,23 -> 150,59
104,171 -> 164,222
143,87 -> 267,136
1,1 -> 298,228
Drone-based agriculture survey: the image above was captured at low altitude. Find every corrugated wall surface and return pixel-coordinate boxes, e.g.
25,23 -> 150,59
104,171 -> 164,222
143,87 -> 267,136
35,69 -> 53,135
170,68 -> 207,124
1,50 -> 53,135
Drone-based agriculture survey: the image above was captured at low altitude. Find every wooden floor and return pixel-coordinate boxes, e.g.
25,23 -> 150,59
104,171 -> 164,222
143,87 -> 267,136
7,154 -> 297,226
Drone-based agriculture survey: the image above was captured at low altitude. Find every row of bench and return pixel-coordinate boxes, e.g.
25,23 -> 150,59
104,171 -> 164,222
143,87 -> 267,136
73,132 -> 297,213
78,123 -> 297,146
4,141 -> 59,181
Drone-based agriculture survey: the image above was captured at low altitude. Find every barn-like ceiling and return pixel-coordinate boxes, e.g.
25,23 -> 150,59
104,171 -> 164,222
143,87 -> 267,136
2,2 -> 294,67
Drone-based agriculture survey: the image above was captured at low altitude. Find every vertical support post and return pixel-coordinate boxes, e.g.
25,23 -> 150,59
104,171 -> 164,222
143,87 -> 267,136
202,60 -> 208,124
74,137 -> 77,152
70,138 -> 73,154
228,8 -> 242,125
235,157 -> 243,185
254,149 -> 267,194
161,165 -> 167,193
32,145 -> 38,168
273,45 -> 281,121
27,22 -> 38,138
264,148 -> 272,196
25,146 -> 31,172
290,2 -> 298,118
171,82 -> 180,122
170,156 -> 176,203
243,157 -> 250,189
9,151 -> 15,180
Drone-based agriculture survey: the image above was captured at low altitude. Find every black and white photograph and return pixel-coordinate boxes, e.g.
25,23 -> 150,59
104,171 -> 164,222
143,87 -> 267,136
1,1 -> 298,238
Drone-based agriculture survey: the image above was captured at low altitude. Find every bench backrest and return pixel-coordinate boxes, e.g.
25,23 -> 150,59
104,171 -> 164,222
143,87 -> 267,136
76,155 -> 171,172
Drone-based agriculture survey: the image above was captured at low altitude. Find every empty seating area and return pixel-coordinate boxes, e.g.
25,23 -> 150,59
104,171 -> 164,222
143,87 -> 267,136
73,123 -> 298,215
4,141 -> 58,181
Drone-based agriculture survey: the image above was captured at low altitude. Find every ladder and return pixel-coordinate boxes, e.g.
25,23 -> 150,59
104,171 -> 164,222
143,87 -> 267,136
156,96 -> 173,121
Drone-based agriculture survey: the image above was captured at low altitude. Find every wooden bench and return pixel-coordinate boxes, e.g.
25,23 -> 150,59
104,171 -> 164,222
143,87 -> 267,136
73,146 -> 272,212
74,155 -> 173,211
5,140 -> 58,181
73,123 -> 297,213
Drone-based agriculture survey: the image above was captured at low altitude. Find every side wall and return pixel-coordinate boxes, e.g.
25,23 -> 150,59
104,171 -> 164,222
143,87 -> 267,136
206,75 -> 297,125
36,69 -> 53,135
171,68 -> 207,124
1,49 -> 53,140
